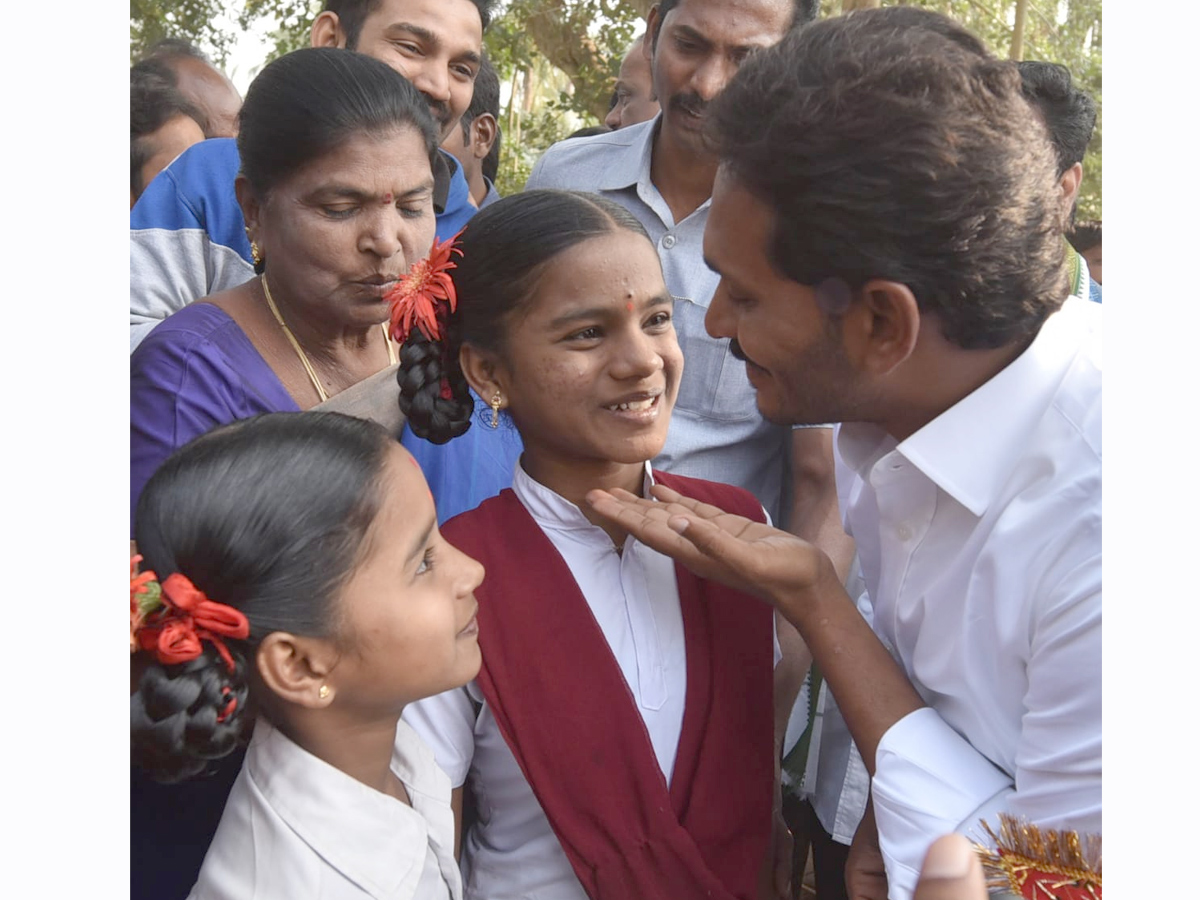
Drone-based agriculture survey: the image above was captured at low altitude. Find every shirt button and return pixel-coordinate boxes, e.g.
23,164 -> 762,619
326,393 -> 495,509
661,233 -> 676,249
896,524 -> 913,542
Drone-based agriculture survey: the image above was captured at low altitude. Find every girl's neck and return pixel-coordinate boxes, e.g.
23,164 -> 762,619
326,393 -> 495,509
520,453 -> 646,545
276,710 -> 409,804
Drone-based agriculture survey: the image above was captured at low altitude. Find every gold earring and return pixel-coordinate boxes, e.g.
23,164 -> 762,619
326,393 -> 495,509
318,684 -> 330,700
490,392 -> 502,429
249,241 -> 262,267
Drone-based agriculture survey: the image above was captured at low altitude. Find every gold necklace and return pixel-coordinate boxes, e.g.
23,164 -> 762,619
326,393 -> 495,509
261,274 -> 397,404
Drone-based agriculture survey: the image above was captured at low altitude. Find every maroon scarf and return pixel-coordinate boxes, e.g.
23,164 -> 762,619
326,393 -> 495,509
442,470 -> 775,900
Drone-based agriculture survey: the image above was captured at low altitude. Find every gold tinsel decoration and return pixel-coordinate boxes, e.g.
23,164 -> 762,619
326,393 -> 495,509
973,814 -> 1101,899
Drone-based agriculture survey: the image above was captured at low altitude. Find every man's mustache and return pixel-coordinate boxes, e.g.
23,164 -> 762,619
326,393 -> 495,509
670,93 -> 708,118
424,96 -> 451,128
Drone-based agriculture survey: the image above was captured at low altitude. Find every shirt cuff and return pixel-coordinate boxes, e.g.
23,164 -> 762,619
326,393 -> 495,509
871,707 -> 1013,900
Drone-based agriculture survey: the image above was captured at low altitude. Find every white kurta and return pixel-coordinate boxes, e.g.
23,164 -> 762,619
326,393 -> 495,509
188,719 -> 462,900
404,462 -> 779,900
837,296 -> 1102,899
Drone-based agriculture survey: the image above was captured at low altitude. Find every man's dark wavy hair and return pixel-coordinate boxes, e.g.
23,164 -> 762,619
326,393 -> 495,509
1018,60 -> 1097,176
707,7 -> 1069,350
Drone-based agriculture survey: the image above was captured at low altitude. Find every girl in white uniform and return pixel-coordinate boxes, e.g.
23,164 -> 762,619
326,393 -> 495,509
130,412 -> 485,900
393,191 -> 783,900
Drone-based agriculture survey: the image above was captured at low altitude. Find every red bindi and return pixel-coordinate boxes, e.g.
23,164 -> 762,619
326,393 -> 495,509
382,192 -> 394,205
625,301 -> 634,312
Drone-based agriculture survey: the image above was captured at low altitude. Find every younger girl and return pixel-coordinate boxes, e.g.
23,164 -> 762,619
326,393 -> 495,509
398,191 -> 782,900
131,412 -> 484,899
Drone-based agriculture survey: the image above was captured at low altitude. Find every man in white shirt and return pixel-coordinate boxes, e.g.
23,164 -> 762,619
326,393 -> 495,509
586,10 -> 1101,900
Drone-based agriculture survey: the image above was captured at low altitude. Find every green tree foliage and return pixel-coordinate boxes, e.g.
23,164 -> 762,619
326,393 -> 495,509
131,0 -> 238,63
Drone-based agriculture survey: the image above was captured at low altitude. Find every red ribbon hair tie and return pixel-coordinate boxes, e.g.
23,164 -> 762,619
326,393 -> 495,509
131,564 -> 250,673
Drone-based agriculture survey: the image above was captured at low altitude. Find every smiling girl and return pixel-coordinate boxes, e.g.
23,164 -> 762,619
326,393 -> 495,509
396,190 -> 781,900
131,412 -> 484,899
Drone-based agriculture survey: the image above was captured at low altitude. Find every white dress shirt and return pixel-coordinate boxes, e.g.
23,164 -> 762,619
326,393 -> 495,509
189,719 -> 462,900
404,462 -> 779,900
836,296 -> 1102,900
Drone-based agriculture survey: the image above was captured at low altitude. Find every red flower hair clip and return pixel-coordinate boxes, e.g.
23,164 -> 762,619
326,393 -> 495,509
129,556 -> 250,674
386,229 -> 464,345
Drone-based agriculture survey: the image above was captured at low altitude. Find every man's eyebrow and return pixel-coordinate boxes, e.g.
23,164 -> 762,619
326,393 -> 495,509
672,24 -> 712,47
384,22 -> 481,65
385,21 -> 436,43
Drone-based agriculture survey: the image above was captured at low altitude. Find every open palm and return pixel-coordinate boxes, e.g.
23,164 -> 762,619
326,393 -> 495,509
586,484 -> 829,610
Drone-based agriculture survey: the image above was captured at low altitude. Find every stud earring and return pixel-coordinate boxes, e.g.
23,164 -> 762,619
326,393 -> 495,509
318,684 -> 330,700
490,392 -> 502,429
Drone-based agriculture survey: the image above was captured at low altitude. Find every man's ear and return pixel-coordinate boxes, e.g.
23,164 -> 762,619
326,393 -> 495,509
471,113 -> 498,162
644,6 -> 661,101
1059,162 -> 1083,214
459,343 -> 508,407
256,631 -> 341,710
841,279 -> 921,377
310,11 -> 348,49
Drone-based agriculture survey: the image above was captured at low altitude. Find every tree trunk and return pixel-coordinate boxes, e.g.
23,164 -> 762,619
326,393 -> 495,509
1010,0 -> 1029,59
525,3 -> 612,120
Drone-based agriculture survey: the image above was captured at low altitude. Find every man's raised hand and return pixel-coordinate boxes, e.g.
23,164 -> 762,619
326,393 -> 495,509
586,483 -> 833,611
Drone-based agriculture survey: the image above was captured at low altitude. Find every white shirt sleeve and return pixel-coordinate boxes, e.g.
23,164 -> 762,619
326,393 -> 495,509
871,567 -> 1102,900
402,684 -> 481,788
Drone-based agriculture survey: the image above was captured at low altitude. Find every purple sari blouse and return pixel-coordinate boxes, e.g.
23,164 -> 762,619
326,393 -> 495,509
130,302 -> 299,532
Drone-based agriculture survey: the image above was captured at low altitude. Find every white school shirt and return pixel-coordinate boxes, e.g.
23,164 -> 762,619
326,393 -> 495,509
836,296 -> 1102,900
403,461 -> 779,900
188,718 -> 462,900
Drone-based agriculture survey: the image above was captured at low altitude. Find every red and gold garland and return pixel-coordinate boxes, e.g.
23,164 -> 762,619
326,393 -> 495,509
976,815 -> 1101,899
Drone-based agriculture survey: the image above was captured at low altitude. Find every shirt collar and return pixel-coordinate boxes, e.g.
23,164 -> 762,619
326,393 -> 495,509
512,460 -> 656,539
1074,252 -> 1093,302
839,296 -> 1100,517
432,149 -> 454,214
246,719 -> 437,899
586,116 -> 660,192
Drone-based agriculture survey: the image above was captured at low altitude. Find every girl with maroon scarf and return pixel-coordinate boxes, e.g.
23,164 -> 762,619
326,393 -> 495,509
397,190 -> 786,900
